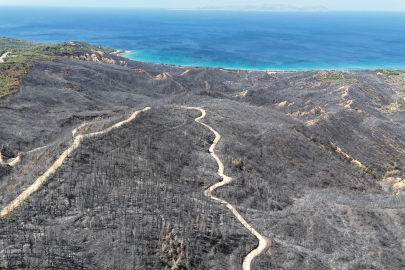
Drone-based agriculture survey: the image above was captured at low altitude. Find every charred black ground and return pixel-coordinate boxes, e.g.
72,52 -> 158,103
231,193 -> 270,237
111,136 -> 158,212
0,50 -> 404,269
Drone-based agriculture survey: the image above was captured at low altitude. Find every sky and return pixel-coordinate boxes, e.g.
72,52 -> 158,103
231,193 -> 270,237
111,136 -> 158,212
1,0 -> 405,11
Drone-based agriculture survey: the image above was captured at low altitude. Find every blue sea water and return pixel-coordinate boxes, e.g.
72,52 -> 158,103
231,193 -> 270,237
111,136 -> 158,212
1,6 -> 405,70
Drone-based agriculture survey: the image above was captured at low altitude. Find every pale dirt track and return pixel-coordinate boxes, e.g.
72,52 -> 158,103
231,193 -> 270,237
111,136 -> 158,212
0,52 -> 8,63
27,146 -> 47,154
1,105 -> 268,269
1,146 -> 50,168
0,107 -> 150,218
0,154 -> 20,167
181,106 -> 269,270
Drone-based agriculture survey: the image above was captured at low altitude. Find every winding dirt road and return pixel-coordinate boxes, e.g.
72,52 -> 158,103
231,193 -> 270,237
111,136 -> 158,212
0,107 -> 150,219
0,52 -> 8,63
182,106 -> 269,270
1,105 -> 267,269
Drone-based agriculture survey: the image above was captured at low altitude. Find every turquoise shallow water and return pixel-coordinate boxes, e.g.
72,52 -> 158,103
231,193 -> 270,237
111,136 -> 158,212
123,50 -> 405,71
1,7 -> 405,70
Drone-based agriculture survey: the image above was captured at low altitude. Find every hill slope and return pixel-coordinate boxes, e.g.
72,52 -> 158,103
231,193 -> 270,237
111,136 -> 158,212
0,43 -> 404,269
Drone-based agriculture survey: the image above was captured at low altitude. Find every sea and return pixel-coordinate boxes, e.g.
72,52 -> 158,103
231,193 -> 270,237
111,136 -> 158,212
1,6 -> 405,70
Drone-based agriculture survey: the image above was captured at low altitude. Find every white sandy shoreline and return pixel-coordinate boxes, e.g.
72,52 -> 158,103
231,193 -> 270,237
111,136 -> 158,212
111,50 -> 131,57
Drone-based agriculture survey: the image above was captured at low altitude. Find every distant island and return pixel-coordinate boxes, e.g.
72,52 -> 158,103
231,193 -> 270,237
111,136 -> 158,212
184,4 -> 329,12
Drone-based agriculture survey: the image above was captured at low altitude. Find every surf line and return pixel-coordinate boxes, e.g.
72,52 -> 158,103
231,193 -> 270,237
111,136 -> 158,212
0,107 -> 150,219
180,106 -> 269,270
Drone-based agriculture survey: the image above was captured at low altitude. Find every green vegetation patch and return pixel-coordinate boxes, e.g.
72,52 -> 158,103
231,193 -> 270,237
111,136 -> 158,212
0,63 -> 29,97
383,98 -> 405,112
0,37 -> 115,54
72,41 -> 115,54
3,51 -> 54,65
0,76 -> 7,97
375,69 -> 405,79
0,51 -> 56,97
323,72 -> 353,82
0,37 -> 117,98
0,37 -> 38,50
397,99 -> 405,106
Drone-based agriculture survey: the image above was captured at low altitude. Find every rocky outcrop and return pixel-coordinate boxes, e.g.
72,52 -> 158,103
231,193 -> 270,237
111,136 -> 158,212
71,50 -> 128,66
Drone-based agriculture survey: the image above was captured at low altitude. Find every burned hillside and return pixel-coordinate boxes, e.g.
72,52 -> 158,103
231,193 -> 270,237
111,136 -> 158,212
0,56 -> 404,269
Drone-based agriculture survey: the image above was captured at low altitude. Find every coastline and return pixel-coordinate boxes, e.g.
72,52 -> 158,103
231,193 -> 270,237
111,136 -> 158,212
115,52 -> 394,72
116,50 -> 405,72
116,52 -> 292,72
2,9 -> 405,74
111,50 -> 132,57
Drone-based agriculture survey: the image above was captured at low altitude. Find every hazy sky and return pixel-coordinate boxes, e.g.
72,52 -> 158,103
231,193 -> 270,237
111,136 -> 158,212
1,0 -> 405,11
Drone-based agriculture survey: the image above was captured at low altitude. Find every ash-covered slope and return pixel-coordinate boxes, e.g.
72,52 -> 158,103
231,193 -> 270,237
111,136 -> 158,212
0,56 -> 404,269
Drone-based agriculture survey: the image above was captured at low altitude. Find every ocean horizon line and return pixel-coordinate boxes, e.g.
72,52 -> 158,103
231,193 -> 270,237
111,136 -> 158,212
1,6 -> 405,12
